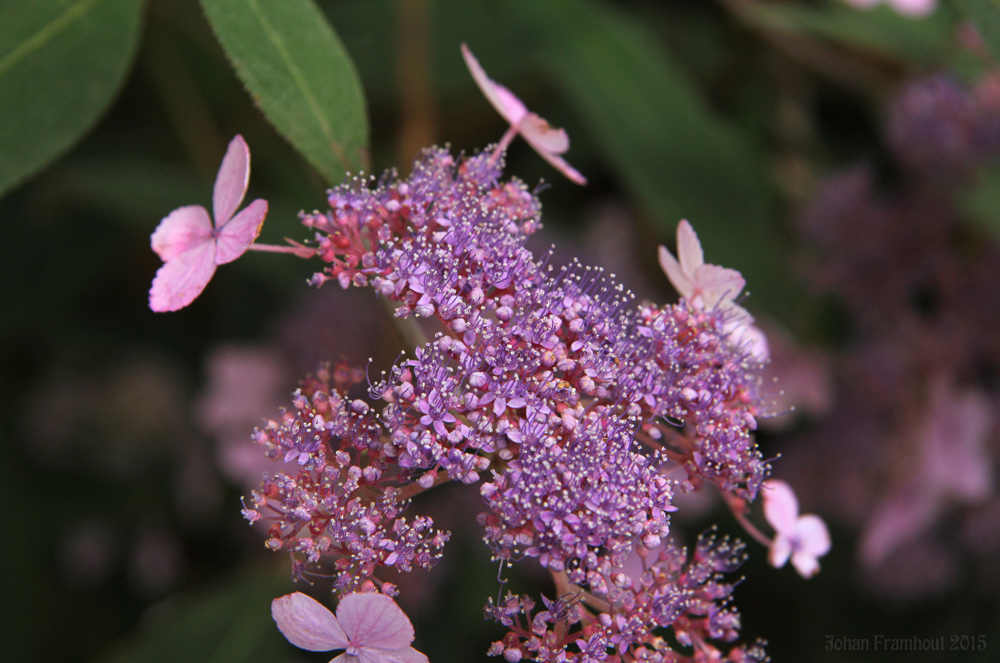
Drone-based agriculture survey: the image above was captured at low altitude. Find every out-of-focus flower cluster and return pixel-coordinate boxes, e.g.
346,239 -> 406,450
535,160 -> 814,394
788,72 -> 1000,599
242,146 -> 776,660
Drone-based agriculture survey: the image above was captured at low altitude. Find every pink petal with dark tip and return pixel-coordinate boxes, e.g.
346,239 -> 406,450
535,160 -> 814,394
215,198 -> 267,265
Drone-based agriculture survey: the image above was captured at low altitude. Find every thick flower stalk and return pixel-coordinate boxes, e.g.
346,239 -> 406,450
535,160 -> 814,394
244,145 -> 775,661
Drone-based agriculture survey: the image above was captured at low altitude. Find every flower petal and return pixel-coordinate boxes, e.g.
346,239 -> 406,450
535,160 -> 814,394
213,135 -> 251,226
215,198 -> 267,264
675,220 -> 704,275
462,44 -> 585,186
519,113 -> 570,154
149,240 -> 217,312
355,646 -> 429,663
890,0 -> 936,18
768,535 -> 791,569
691,264 -> 746,309
272,592 -> 349,652
519,114 -> 587,185
336,593 -> 415,650
461,44 -> 527,126
794,514 -> 832,557
762,479 -> 799,535
658,244 -> 692,299
150,205 -> 213,262
790,550 -> 820,578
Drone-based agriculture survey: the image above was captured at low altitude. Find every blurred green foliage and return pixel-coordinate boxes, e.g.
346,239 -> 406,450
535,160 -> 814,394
0,0 -> 145,197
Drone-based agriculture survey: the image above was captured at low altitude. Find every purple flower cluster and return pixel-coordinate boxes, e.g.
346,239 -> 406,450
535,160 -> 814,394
886,73 -> 1000,182
242,366 -> 450,591
246,146 -> 771,659
486,531 -> 768,663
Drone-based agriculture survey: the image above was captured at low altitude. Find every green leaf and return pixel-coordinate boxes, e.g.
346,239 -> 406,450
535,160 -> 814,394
507,0 -> 772,285
957,0 -> 1000,62
200,0 -> 369,185
0,0 -> 145,198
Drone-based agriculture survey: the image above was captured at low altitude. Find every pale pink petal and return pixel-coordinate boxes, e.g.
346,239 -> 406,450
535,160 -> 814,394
762,480 -> 799,535
519,114 -> 570,154
768,535 -> 792,569
794,514 -> 832,557
493,85 -> 529,126
149,241 -> 217,312
890,0 -> 936,17
462,44 -> 585,186
213,135 -> 251,226
658,244 -> 693,299
790,550 -> 820,578
519,115 -> 587,185
675,220 -> 704,275
461,44 -> 528,126
335,593 -> 415,650
215,198 -> 267,265
150,205 -> 213,262
354,647 -> 429,663
691,264 -> 745,308
272,592 -> 349,652
724,315 -> 770,362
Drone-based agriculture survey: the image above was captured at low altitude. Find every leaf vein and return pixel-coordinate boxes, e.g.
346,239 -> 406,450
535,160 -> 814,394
0,0 -> 105,78
247,0 -> 339,155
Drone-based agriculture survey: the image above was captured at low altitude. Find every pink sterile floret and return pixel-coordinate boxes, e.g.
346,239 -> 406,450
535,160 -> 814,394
461,43 -> 587,186
149,135 -> 268,312
658,220 -> 769,360
762,479 -> 831,578
272,591 -> 428,663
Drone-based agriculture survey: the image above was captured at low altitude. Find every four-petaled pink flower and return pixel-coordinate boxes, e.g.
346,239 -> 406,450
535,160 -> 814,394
149,135 -> 268,312
762,479 -> 831,578
658,220 -> 769,360
461,43 -> 587,185
272,591 -> 428,663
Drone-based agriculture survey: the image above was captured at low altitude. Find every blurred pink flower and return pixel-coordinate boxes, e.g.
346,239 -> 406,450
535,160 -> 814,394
195,344 -> 293,490
461,43 -> 587,185
843,0 -> 936,18
272,591 -> 428,663
149,135 -> 268,312
763,479 -> 831,578
658,220 -> 769,360
860,379 -> 993,567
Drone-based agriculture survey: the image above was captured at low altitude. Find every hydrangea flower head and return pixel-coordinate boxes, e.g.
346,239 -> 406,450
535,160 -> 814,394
763,479 -> 831,578
272,591 -> 428,663
462,43 -> 587,185
149,135 -> 267,312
